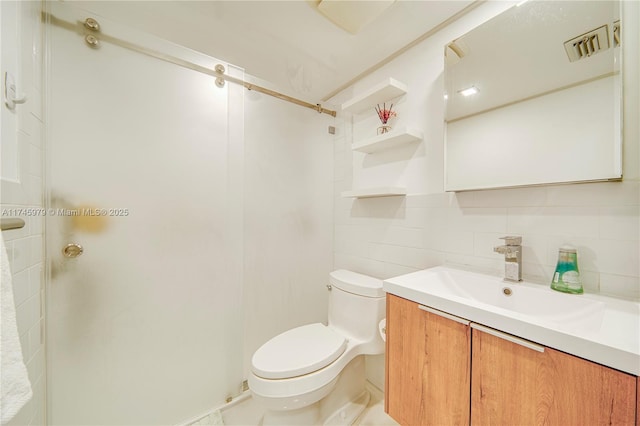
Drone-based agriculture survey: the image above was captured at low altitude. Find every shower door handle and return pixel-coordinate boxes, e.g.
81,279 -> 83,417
62,243 -> 84,258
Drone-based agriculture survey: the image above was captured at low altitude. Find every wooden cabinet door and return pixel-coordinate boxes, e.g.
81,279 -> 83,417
636,376 -> 639,426
471,326 -> 636,426
385,294 -> 471,426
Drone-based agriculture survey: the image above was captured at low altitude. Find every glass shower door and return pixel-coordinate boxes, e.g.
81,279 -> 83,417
45,3 -> 244,424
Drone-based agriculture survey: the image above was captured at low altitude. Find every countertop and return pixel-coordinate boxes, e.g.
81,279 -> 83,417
383,265 -> 640,376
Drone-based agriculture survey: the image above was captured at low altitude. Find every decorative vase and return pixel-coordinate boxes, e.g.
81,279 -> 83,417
375,103 -> 396,136
377,125 -> 392,135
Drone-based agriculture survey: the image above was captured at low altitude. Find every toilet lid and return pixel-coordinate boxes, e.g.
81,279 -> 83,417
252,323 -> 347,380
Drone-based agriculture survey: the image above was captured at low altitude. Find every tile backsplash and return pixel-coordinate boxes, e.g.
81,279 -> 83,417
333,181 -> 639,300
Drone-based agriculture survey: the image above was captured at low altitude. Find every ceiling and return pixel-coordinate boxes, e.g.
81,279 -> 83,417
71,0 -> 475,103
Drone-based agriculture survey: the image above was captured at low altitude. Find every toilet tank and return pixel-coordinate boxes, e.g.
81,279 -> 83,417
327,270 -> 386,353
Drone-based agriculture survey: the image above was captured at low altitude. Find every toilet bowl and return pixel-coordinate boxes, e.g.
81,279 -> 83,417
248,270 -> 385,425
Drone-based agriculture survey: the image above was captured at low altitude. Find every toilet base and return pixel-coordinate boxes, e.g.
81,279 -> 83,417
259,356 -> 367,426
258,391 -> 371,426
261,404 -> 321,425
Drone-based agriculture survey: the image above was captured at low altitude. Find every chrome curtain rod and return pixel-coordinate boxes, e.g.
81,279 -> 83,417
1,218 -> 26,231
43,12 -> 337,118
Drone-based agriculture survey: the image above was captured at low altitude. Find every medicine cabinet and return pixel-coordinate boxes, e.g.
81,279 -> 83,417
444,1 -> 622,191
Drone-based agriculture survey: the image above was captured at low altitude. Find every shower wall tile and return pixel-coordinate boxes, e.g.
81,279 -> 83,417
9,225 -> 31,273
0,2 -> 46,425
28,144 -> 42,177
11,269 -> 31,306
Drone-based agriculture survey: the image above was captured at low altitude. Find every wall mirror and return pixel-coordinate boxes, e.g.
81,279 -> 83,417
444,1 -> 622,191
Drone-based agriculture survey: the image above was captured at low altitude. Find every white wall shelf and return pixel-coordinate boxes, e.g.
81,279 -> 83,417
341,78 -> 407,113
353,127 -> 423,153
341,187 -> 407,198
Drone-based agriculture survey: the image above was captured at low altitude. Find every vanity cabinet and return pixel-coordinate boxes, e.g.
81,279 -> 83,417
471,326 -> 636,425
385,294 -> 471,425
385,294 -> 639,426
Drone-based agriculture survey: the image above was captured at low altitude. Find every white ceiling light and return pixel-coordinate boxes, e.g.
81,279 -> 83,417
315,0 -> 396,35
458,86 -> 479,97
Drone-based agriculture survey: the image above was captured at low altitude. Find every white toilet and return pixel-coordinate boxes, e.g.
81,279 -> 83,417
249,270 -> 386,425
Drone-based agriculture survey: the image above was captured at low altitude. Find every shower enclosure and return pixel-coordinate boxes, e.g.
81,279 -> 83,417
45,3 -> 245,424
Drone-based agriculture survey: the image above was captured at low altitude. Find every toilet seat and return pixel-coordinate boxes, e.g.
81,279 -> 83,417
252,323 -> 347,380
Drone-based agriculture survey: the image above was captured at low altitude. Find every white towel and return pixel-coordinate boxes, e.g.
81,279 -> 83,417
0,234 -> 33,424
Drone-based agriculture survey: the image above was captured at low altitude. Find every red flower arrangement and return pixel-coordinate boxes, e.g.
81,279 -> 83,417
375,103 -> 396,124
375,103 -> 396,134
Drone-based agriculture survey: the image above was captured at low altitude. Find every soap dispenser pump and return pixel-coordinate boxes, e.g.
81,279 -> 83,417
551,245 -> 583,294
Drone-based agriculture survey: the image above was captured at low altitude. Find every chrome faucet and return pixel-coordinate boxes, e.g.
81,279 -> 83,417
494,236 -> 522,282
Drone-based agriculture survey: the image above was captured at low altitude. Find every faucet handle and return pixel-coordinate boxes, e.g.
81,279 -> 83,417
499,236 -> 522,246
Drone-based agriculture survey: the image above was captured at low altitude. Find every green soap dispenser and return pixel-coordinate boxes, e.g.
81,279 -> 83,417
551,246 -> 583,294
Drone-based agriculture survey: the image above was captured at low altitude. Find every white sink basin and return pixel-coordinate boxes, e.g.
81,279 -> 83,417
383,265 -> 640,375
433,268 -> 605,332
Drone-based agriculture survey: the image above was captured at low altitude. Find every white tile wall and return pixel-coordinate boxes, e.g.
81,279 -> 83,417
0,1 -> 46,425
330,5 -> 640,394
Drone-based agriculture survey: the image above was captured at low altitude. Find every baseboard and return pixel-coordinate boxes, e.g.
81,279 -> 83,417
179,380 -> 386,426
364,380 -> 384,401
177,391 -> 252,426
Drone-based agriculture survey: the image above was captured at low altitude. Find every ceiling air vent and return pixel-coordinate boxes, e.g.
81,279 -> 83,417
613,21 -> 621,47
564,25 -> 609,62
